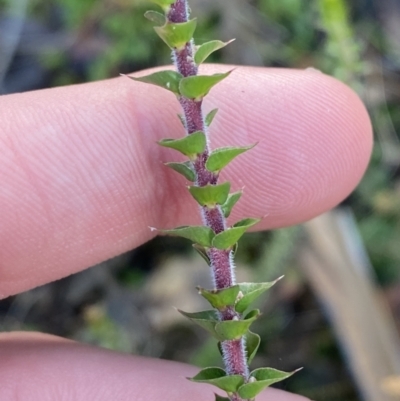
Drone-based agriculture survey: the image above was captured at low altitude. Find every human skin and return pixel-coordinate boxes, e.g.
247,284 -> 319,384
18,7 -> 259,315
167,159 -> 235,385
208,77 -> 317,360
0,66 -> 372,400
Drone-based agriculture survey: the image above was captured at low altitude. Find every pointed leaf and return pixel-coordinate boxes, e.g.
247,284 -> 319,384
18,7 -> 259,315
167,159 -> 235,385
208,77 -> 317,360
238,368 -> 298,399
165,161 -> 196,181
212,218 -> 261,250
215,310 -> 260,341
179,71 -> 232,100
234,218 -> 261,228
221,191 -> 242,218
179,309 -> 221,339
206,145 -> 256,173
144,10 -> 166,26
189,367 -> 245,393
158,131 -> 206,158
246,331 -> 261,364
149,0 -> 175,9
197,285 -> 240,310
128,70 -> 182,95
189,182 -> 231,208
205,108 -> 218,126
161,226 -> 215,247
154,19 -> 197,49
192,244 -> 210,264
191,367 -> 225,380
235,278 -> 283,313
194,39 -> 235,65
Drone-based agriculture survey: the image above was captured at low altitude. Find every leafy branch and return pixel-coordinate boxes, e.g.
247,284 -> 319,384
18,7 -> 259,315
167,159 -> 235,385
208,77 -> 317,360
127,0 -> 298,400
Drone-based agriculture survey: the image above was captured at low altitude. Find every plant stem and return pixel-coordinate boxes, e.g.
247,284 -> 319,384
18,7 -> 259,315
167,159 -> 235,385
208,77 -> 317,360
168,0 -> 249,398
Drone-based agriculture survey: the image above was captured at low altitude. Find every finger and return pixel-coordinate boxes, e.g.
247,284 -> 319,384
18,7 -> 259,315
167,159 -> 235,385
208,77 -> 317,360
0,66 -> 372,297
0,332 -> 311,401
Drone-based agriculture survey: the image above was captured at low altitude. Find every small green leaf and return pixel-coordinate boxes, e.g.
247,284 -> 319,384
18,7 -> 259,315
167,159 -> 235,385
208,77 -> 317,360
161,226 -> 215,247
238,368 -> 298,399
221,191 -> 242,218
128,70 -> 182,95
194,39 -> 235,65
206,145 -> 256,173
192,244 -> 210,264
205,108 -> 218,126
215,310 -> 260,341
179,309 -> 220,339
212,218 -> 261,250
154,19 -> 197,49
144,10 -> 166,26
197,285 -> 240,310
234,218 -> 261,228
179,71 -> 232,100
189,182 -> 231,208
158,131 -> 206,158
214,394 -> 230,401
191,367 -> 225,380
235,278 -> 283,313
149,0 -> 176,10
165,161 -> 196,181
246,331 -> 261,364
189,367 -> 245,392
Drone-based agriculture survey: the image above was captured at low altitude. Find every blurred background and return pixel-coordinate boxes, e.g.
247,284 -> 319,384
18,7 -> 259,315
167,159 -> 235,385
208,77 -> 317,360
1,0 -> 400,400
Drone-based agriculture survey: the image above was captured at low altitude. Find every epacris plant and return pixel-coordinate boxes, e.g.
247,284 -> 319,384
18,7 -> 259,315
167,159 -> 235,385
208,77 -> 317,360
127,1 -> 298,400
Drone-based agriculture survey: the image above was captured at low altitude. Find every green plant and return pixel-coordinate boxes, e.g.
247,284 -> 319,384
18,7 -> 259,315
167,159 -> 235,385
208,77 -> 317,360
127,1 -> 298,400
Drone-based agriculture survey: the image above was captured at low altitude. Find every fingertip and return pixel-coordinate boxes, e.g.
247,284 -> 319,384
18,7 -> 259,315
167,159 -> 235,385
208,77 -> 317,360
0,66 -> 372,296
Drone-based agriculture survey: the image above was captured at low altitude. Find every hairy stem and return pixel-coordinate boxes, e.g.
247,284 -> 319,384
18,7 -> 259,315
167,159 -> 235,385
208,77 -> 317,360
168,0 -> 250,397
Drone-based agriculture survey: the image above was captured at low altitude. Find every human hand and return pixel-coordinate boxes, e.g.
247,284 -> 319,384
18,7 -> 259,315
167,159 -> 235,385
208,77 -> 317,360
0,66 -> 372,400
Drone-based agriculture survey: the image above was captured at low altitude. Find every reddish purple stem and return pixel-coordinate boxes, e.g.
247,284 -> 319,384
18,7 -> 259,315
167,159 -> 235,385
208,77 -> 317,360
167,0 -> 250,396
